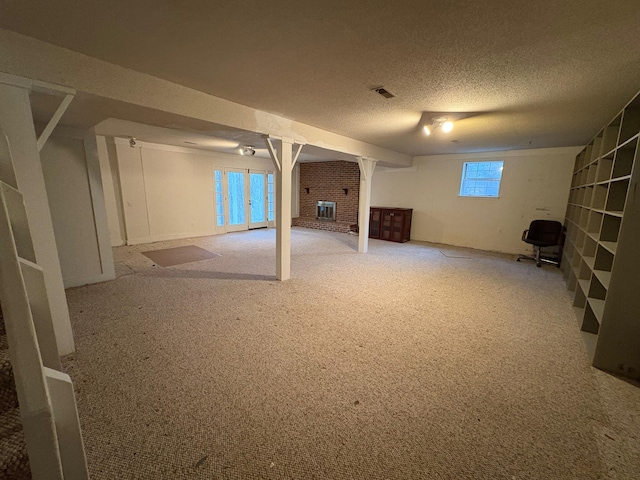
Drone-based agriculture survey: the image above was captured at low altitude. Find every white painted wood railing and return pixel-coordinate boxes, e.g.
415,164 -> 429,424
0,77 -> 88,479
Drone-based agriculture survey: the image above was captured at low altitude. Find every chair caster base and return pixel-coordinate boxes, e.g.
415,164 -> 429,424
517,253 -> 559,268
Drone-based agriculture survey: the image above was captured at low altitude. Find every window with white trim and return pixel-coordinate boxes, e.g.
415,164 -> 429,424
459,161 -> 504,197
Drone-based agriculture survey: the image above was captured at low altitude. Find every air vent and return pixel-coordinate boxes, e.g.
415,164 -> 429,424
184,141 -> 197,145
372,87 -> 395,99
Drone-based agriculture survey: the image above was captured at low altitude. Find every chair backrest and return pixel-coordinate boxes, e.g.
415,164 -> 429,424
526,220 -> 563,245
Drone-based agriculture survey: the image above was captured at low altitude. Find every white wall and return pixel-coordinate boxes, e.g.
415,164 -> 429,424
40,129 -> 115,287
100,139 -> 277,245
371,147 -> 580,254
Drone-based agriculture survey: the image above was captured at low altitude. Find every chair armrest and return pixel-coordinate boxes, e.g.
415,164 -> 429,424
521,229 -> 529,241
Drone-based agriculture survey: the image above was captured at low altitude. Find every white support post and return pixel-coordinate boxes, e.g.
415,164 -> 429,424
357,157 -> 377,253
0,82 -> 75,354
83,130 -> 116,281
264,135 -> 304,281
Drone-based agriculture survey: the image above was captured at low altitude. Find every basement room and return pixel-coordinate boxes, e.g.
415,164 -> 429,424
0,2 -> 639,479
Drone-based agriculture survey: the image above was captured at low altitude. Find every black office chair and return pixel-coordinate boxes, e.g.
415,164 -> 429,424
516,220 -> 563,267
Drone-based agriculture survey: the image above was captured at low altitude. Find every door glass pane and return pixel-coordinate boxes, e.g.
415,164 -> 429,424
227,171 -> 245,225
214,170 -> 224,226
267,173 -> 275,221
250,173 -> 266,224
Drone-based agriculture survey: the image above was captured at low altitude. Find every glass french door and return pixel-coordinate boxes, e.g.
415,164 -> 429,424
225,169 -> 247,232
249,171 -> 268,229
214,168 -> 275,233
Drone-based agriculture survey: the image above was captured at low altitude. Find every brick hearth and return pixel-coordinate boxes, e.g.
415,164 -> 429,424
292,217 -> 353,233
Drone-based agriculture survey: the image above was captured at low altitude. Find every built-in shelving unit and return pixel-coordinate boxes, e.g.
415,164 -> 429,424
561,91 -> 640,379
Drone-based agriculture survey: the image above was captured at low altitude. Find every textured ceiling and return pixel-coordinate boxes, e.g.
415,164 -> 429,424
2,0 -> 640,157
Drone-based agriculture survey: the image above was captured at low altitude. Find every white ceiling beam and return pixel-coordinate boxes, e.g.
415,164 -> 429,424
0,30 -> 412,167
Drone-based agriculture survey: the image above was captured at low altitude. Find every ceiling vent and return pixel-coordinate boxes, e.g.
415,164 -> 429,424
372,86 -> 395,99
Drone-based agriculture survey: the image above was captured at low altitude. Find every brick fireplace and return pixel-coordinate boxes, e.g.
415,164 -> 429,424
293,161 -> 360,233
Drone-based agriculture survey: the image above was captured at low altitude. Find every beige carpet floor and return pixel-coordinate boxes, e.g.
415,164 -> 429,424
62,228 -> 640,479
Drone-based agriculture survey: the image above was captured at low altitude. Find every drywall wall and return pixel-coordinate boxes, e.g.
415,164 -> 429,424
40,130 -> 114,287
104,139 -> 279,245
141,147 -> 215,241
371,147 -> 580,254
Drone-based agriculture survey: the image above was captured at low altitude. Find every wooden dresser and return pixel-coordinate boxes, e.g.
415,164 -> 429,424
369,207 -> 412,243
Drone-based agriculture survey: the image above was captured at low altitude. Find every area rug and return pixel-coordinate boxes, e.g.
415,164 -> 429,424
141,245 -> 220,267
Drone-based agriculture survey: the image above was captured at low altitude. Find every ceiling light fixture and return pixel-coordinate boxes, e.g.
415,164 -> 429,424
424,117 -> 454,136
240,145 -> 255,156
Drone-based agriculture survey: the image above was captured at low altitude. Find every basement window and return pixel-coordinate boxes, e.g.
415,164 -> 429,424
459,161 -> 504,197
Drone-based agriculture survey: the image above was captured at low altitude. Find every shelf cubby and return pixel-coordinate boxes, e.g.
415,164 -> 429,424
591,184 -> 608,210
572,206 -> 582,224
591,136 -> 603,162
587,162 -> 598,184
571,207 -> 580,224
584,186 -> 594,206
562,262 -> 571,282
578,208 -> 590,230
582,302 -> 600,334
596,154 -> 614,183
601,214 -> 622,240
605,180 -> 629,214
575,150 -> 586,171
571,173 -> 580,188
592,269 -> 612,289
600,241 -> 617,255
586,210 -> 602,235
567,268 -> 577,292
572,247 -> 583,270
584,144 -> 594,166
578,258 -> 592,281
588,275 -> 607,300
583,232 -> 597,253
563,241 -> 574,263
594,244 -> 614,272
573,281 -> 587,308
579,169 -> 589,186
601,116 -> 621,155
612,138 -> 637,179
575,227 -> 586,252
618,103 -> 640,145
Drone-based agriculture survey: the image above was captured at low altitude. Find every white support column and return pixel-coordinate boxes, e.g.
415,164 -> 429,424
83,130 -> 116,281
264,135 -> 304,281
0,83 -> 75,354
357,157 -> 377,253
